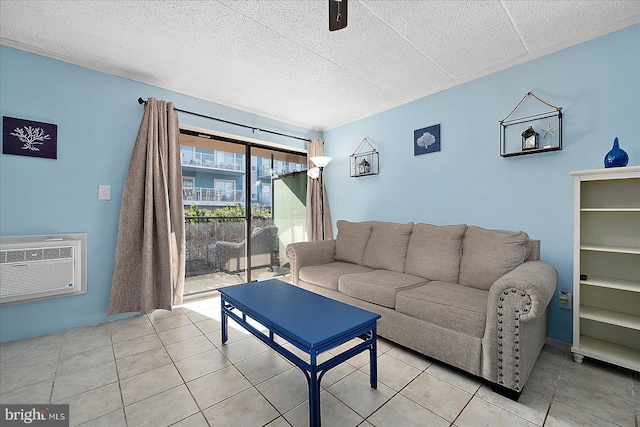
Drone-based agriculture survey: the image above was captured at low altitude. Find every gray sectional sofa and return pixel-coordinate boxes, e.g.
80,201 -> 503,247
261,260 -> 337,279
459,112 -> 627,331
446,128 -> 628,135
285,220 -> 558,397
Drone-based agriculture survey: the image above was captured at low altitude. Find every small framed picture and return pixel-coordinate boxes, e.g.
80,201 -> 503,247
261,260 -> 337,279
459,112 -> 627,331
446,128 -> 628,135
3,116 -> 58,159
414,124 -> 440,156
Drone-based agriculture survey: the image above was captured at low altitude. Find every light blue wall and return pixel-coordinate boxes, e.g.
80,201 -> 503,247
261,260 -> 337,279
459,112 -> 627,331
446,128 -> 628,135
323,25 -> 640,343
1,25 -> 638,344
0,45 -> 319,343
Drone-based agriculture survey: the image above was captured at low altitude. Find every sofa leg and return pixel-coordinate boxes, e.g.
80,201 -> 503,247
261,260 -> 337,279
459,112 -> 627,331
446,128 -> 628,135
491,383 -> 522,401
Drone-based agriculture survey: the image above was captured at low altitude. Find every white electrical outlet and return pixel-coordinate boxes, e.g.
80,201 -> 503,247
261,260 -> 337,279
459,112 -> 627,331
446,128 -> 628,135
559,291 -> 571,309
98,185 -> 111,200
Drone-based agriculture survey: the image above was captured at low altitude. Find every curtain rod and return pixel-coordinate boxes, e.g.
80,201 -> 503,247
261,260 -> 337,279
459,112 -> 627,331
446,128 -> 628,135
137,98 -> 311,142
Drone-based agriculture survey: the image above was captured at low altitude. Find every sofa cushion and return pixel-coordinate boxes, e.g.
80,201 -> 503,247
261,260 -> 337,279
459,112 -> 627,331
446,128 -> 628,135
338,270 -> 427,308
396,282 -> 488,338
299,262 -> 372,291
404,223 -> 467,282
459,226 -> 531,290
335,220 -> 373,265
362,221 -> 414,273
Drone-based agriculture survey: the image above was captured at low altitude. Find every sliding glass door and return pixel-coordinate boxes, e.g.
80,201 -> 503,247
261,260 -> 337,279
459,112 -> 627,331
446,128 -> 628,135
250,148 -> 308,281
180,130 -> 307,296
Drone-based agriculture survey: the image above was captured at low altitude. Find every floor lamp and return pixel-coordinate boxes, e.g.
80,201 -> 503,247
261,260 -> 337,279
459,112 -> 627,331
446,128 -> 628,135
309,156 -> 332,240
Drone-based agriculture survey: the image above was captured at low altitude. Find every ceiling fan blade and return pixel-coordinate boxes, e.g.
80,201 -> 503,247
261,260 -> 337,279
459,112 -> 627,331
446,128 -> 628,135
329,0 -> 348,31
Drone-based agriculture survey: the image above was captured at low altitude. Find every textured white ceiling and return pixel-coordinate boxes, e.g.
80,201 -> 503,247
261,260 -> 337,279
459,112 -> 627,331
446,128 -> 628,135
1,1 -> 639,131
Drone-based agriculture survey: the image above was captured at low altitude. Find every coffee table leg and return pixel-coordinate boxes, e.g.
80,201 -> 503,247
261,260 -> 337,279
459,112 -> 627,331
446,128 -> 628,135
309,353 -> 321,427
370,328 -> 378,389
221,298 -> 228,344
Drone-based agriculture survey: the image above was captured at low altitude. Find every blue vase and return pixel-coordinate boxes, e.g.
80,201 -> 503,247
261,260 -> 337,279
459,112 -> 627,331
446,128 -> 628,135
604,137 -> 629,168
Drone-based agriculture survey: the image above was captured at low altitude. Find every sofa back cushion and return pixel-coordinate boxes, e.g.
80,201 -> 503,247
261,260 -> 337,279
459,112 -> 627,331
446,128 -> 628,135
362,221 -> 414,273
459,226 -> 531,290
404,223 -> 467,282
335,220 -> 373,265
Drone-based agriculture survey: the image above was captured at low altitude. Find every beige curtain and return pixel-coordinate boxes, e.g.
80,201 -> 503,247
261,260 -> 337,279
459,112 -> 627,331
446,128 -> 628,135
107,98 -> 186,315
306,138 -> 333,241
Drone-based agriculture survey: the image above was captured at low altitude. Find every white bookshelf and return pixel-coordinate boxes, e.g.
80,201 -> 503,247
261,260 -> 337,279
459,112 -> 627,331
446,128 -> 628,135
570,166 -> 640,372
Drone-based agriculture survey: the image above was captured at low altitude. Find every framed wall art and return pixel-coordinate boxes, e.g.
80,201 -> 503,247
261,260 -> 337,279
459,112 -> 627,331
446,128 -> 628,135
3,116 -> 58,159
414,124 -> 440,156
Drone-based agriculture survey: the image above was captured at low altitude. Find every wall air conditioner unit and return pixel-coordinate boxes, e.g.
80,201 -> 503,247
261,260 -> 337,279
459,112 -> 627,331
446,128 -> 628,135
0,233 -> 87,305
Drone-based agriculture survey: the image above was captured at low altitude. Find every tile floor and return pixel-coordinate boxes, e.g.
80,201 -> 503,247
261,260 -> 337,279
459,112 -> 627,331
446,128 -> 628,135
0,293 -> 638,427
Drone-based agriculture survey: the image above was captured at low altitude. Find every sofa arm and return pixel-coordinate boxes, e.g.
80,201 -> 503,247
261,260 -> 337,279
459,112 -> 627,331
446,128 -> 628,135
491,260 -> 558,321
482,260 -> 558,393
285,240 -> 336,285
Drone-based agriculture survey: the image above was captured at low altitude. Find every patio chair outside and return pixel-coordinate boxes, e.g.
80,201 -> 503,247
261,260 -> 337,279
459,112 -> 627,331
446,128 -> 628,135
210,225 -> 278,272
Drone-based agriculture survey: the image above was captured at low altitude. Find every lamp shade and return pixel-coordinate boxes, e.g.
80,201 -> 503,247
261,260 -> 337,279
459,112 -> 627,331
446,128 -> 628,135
310,156 -> 332,168
307,167 -> 320,179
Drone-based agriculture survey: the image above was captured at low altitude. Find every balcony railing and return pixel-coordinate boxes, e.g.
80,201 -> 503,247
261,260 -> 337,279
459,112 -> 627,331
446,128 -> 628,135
181,151 -> 244,171
183,187 -> 244,204
260,163 -> 307,177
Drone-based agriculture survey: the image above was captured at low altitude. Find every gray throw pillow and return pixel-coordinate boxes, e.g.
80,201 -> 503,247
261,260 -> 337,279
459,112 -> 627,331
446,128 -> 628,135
362,221 -> 414,273
404,223 -> 467,282
334,220 -> 373,265
459,226 -> 531,290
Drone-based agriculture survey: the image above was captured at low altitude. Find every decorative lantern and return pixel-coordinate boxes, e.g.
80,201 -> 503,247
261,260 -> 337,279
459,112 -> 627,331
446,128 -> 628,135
350,138 -> 379,177
521,126 -> 539,151
357,158 -> 370,175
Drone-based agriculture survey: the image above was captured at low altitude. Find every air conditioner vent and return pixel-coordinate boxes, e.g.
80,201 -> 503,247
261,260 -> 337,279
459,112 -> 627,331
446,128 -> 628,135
0,234 -> 87,305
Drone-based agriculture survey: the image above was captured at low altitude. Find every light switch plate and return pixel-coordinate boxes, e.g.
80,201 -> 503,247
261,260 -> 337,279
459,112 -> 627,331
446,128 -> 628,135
98,185 -> 111,200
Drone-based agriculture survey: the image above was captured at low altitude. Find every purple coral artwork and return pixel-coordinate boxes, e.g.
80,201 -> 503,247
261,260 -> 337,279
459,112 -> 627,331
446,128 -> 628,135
3,116 -> 58,159
414,124 -> 440,156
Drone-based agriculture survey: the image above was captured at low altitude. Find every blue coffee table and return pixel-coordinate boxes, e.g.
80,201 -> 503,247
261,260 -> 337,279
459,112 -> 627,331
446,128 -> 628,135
219,279 -> 380,427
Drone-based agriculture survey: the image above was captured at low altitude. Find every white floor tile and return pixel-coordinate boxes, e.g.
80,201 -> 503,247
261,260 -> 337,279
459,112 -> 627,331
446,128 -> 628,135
455,397 -> 539,427
115,346 -> 173,379
364,353 -> 421,392
234,350 -> 292,385
0,379 -> 53,404
202,387 -> 279,427
157,323 -> 203,345
57,344 -> 114,376
475,383 -> 550,426
425,362 -> 482,394
120,363 -> 184,406
256,367 -> 309,414
61,329 -> 112,357
171,411 -> 210,427
174,348 -> 231,382
545,399 -> 622,427
327,369 -> 395,418
217,335 -> 268,363
124,384 -> 199,427
76,408 -> 126,427
186,365 -> 252,410
109,321 -> 156,344
367,393 -> 448,427
400,372 -> 472,421
164,334 -> 216,361
284,390 -> 364,427
55,382 -> 122,427
386,345 -> 433,370
0,352 -> 58,393
150,313 -> 193,332
112,333 -> 163,359
0,293 -> 636,427
51,361 -> 118,401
